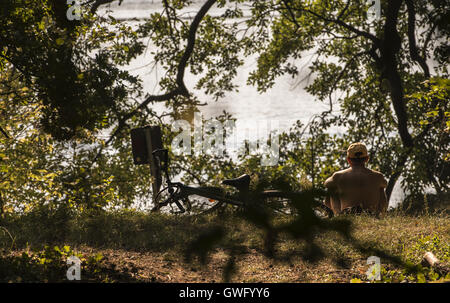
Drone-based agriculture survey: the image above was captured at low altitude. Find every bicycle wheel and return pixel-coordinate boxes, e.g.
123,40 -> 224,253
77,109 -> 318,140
259,190 -> 333,218
186,186 -> 227,215
257,191 -> 293,214
311,203 -> 334,219
151,185 -> 190,214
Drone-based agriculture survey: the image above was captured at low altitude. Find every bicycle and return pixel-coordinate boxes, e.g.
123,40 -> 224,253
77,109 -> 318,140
150,149 -> 334,219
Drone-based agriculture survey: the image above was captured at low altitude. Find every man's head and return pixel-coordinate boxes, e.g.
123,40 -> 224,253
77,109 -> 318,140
347,142 -> 369,166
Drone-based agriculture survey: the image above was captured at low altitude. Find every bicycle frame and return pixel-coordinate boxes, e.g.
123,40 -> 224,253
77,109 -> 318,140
176,184 -> 244,206
151,149 -> 244,213
153,182 -> 245,213
151,149 -> 333,218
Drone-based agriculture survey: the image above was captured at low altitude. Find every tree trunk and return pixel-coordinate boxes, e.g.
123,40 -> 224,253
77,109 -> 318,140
380,1 -> 416,202
386,153 -> 408,201
381,0 -> 414,150
0,193 -> 4,218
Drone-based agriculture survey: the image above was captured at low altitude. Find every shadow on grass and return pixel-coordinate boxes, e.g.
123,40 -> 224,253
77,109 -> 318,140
182,190 -> 433,282
0,205 -> 213,253
0,245 -> 144,282
1,194 -> 447,282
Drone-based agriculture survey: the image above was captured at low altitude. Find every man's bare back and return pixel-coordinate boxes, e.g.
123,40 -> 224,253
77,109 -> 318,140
325,166 -> 387,214
324,143 -> 388,215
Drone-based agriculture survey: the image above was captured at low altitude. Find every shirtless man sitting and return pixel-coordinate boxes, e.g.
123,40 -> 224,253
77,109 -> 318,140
324,142 -> 388,215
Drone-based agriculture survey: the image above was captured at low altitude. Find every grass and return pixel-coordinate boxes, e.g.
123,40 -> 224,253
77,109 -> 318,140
0,206 -> 449,283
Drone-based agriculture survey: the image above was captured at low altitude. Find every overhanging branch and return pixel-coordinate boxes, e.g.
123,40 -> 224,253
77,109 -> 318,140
92,0 -> 217,161
284,5 -> 380,44
89,0 -> 119,14
405,0 -> 430,78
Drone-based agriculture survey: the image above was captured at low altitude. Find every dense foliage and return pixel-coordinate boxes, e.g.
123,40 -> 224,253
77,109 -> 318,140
0,0 -> 448,214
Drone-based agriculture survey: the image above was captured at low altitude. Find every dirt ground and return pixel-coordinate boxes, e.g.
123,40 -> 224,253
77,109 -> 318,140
77,246 -> 369,283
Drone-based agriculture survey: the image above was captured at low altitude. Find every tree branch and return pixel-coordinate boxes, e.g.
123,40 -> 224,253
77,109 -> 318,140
92,0 -> 217,161
337,0 -> 351,20
0,53 -> 30,79
405,0 -> 430,78
0,126 -> 9,139
277,1 -> 379,44
380,0 -> 414,149
326,50 -> 369,115
422,22 -> 438,60
281,0 -> 301,29
290,6 -> 380,44
90,0 -> 118,14
386,150 -> 409,201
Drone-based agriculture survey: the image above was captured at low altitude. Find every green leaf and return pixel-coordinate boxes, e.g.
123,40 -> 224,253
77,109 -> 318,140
417,273 -> 426,283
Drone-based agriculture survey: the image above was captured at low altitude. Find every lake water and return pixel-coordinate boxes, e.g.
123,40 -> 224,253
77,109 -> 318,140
98,0 -> 404,207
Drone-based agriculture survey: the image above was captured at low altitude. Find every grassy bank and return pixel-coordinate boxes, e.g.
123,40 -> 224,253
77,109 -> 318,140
0,208 -> 449,282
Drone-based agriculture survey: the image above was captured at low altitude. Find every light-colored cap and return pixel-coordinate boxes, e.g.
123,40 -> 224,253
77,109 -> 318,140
347,142 -> 368,158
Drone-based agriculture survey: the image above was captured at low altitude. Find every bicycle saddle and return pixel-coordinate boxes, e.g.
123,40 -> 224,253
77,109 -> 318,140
222,174 -> 250,192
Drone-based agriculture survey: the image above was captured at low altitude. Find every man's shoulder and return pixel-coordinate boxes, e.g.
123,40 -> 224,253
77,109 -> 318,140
325,169 -> 349,187
367,168 -> 386,178
340,167 -> 385,179
367,168 -> 388,186
333,168 -> 352,177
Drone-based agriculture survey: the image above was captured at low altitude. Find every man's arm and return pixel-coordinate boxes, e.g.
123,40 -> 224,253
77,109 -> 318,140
377,174 -> 388,214
324,174 -> 341,214
378,188 -> 388,213
324,195 -> 341,214
324,195 -> 331,209
329,194 -> 342,215
324,175 -> 334,188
